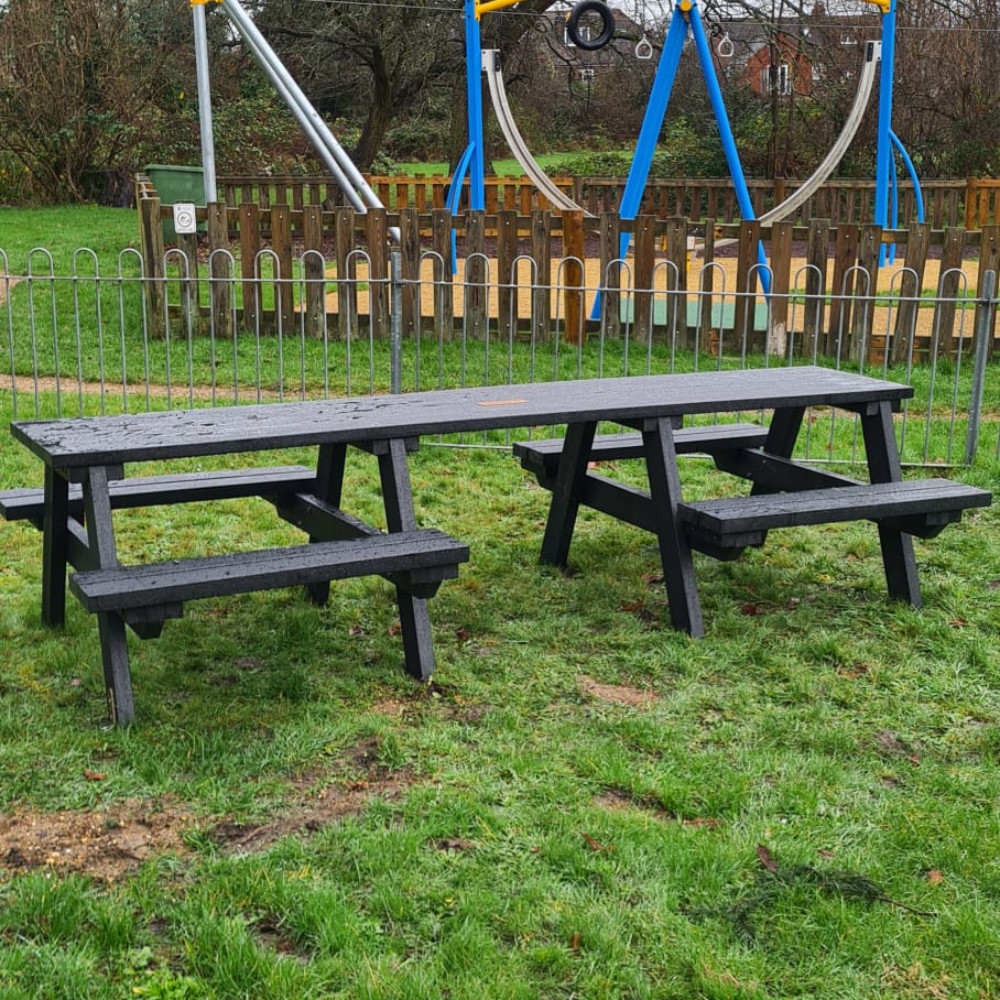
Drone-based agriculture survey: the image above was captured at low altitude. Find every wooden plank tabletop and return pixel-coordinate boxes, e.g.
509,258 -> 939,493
12,367 -> 912,470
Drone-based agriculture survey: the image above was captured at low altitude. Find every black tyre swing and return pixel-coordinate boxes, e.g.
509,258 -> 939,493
565,0 -> 615,50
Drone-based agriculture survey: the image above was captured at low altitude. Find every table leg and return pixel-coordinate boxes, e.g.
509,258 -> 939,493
306,443 -> 347,605
377,438 -> 435,680
642,417 -> 704,637
41,466 -> 69,626
861,401 -> 921,606
539,421 -> 597,567
82,465 -> 135,725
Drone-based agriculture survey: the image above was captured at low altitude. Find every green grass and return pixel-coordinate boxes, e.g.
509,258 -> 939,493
0,389 -> 999,999
396,156 -> 573,177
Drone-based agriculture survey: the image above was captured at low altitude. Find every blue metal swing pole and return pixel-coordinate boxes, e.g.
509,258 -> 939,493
464,0 -> 486,213
688,2 -> 769,294
589,6 -> 688,320
613,7 -> 689,260
889,130 -> 925,223
446,0 -> 486,271
873,0 -> 896,266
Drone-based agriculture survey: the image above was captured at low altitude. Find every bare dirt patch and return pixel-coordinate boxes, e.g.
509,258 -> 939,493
0,797 -> 193,882
0,737 -> 422,879
204,736 -> 416,855
594,788 -> 722,829
577,674 -> 658,709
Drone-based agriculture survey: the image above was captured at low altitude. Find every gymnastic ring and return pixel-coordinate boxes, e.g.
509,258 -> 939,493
566,0 -> 615,50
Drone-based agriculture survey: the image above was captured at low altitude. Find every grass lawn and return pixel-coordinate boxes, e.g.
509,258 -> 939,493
0,384 -> 999,997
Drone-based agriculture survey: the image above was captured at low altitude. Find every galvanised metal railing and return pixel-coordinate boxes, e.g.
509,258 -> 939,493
1,246 -> 996,468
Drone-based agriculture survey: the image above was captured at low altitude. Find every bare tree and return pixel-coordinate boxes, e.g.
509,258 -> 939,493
0,0 -> 189,202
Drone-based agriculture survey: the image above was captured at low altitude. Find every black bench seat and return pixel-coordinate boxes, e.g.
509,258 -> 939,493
679,479 -> 991,554
0,465 -> 318,526
514,422 -> 769,481
69,529 -> 469,614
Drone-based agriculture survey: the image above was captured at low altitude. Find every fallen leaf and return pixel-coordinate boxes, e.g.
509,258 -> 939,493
756,844 -> 778,873
455,628 -> 469,641
348,624 -> 364,636
83,770 -> 106,781
69,678 -> 82,688
741,602 -> 766,616
818,848 -> 835,860
926,869 -> 944,885
581,832 -> 614,852
388,623 -> 402,637
569,931 -> 581,950
948,618 -> 968,628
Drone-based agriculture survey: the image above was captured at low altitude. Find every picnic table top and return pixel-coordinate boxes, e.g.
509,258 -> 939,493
12,367 -> 912,470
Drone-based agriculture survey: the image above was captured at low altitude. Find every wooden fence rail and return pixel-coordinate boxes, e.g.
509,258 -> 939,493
214,174 -> 975,230
136,194 -> 999,363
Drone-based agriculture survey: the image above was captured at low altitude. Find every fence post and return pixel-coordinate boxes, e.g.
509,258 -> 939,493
975,225 -> 1000,359
598,211 -> 622,339
138,195 -> 166,340
562,210 -> 585,346
497,209 -> 518,343
302,204 -> 325,339
390,249 -> 403,395
767,220 -> 793,359
963,269 -> 995,465
892,222 -> 928,364
431,209 -> 454,341
804,219 -> 830,358
665,217 -> 688,347
335,208 -> 356,341
239,203 -> 261,333
207,202 -> 232,340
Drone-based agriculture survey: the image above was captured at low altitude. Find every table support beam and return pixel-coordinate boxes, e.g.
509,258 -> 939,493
861,401 -> 921,606
540,421 -> 597,567
377,438 -> 436,680
642,418 -> 704,637
83,465 -> 135,726
306,443 -> 347,605
41,467 -> 69,626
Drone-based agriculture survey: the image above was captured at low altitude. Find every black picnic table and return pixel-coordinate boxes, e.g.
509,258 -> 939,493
3,366 -> 991,725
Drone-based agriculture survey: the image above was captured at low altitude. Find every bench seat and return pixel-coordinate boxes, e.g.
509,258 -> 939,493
679,479 -> 991,555
0,466 -> 318,525
69,530 -> 469,614
514,423 -> 769,479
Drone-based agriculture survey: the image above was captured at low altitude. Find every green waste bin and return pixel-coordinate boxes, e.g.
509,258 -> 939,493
145,164 -> 206,242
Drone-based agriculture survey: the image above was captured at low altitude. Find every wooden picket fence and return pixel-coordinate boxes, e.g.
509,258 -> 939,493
136,188 -> 1000,362
214,174 -> 975,230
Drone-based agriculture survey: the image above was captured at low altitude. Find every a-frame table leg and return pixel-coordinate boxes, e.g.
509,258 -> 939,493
82,465 -> 135,725
641,417 -> 704,637
305,443 -> 348,606
860,401 -> 922,606
376,438 -> 436,680
41,465 -> 69,627
539,421 -> 597,567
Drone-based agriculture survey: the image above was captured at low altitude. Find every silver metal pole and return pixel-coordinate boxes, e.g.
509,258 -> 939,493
964,269 -> 995,466
390,250 -> 403,395
192,2 -> 217,203
221,0 -> 383,213
231,24 -> 368,213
